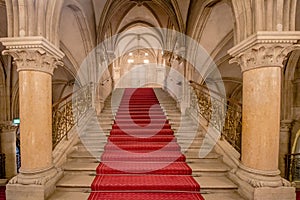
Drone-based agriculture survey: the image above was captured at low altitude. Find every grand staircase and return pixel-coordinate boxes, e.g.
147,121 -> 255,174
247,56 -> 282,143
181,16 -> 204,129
48,88 -> 245,200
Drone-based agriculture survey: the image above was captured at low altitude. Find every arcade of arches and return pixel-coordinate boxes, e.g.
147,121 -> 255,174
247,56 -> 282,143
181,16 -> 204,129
0,0 -> 300,199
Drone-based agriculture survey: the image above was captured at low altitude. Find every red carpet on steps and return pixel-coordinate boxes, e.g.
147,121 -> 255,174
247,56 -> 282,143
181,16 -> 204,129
0,186 -> 5,200
88,88 -> 204,200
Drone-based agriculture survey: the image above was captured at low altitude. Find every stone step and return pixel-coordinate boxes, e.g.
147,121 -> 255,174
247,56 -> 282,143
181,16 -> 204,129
55,174 -> 237,193
48,191 -> 90,200
194,176 -> 238,193
67,150 -> 101,162
63,161 -> 98,174
63,159 -> 229,177
55,174 -> 93,192
67,148 -> 220,163
75,144 -> 105,152
78,135 -> 203,142
188,161 -> 230,176
185,152 -> 221,161
82,126 -> 201,134
202,192 -> 245,200
74,144 -> 207,153
48,191 -> 245,200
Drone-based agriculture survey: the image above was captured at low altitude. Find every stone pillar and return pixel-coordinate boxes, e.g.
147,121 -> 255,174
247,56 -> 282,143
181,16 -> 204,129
279,120 -> 293,177
0,123 -> 17,179
228,32 -> 299,200
0,36 -> 64,200
162,52 -> 172,91
108,52 -> 116,90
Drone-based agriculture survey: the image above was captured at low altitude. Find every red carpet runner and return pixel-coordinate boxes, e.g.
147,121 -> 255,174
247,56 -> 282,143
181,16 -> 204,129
88,88 -> 204,200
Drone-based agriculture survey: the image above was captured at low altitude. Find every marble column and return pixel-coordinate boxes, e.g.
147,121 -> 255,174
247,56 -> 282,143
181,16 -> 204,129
228,32 -> 299,200
242,66 -> 281,171
0,123 -> 17,179
0,37 -> 64,200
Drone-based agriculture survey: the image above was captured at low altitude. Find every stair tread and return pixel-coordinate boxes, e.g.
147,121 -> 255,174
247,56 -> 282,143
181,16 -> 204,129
56,174 -> 94,188
188,162 -> 230,172
64,159 -> 228,173
202,192 -> 245,200
64,161 -> 99,171
56,174 -> 237,190
48,191 -> 90,200
194,176 -> 237,189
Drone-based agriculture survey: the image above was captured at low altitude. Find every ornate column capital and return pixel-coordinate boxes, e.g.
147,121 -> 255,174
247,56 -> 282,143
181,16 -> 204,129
0,121 -> 17,132
107,51 -> 116,61
0,36 -> 64,75
162,51 -> 173,66
280,119 -> 293,132
228,31 -> 300,72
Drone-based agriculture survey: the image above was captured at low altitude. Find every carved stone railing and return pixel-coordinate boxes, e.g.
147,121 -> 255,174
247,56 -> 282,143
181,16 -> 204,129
189,80 -> 242,153
52,83 -> 93,149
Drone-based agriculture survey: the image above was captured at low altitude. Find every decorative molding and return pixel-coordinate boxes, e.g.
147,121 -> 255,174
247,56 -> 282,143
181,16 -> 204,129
228,32 -> 300,56
280,119 -> 293,132
107,51 -> 116,62
4,50 -> 63,75
228,32 -> 300,72
162,51 -> 172,59
0,0 -> 5,7
0,121 -> 17,132
0,36 -> 64,58
9,166 -> 61,185
0,36 -> 64,75
236,163 -> 290,188
174,47 -> 185,64
130,0 -> 151,7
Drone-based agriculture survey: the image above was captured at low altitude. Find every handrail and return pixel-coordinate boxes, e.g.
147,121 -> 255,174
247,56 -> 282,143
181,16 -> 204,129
286,153 -> 300,156
189,80 -> 242,153
52,92 -> 73,109
52,83 -> 93,149
52,85 -> 87,108
189,80 -> 242,106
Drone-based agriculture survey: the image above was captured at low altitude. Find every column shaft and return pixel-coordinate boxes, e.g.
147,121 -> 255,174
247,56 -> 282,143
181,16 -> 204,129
242,67 -> 281,171
19,71 -> 52,172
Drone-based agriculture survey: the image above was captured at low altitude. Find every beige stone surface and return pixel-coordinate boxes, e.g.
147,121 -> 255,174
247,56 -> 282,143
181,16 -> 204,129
202,191 -> 245,200
242,67 -> 281,171
48,191 -> 90,200
19,71 -> 53,172
253,186 -> 295,200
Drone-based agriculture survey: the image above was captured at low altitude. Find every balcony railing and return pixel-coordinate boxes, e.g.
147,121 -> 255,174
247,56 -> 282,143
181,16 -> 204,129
52,83 -> 93,149
286,153 -> 300,182
189,80 -> 242,153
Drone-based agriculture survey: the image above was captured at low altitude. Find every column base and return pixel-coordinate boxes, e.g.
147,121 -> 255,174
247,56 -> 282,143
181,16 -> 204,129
253,187 -> 295,200
6,167 -> 63,200
233,164 -> 295,200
